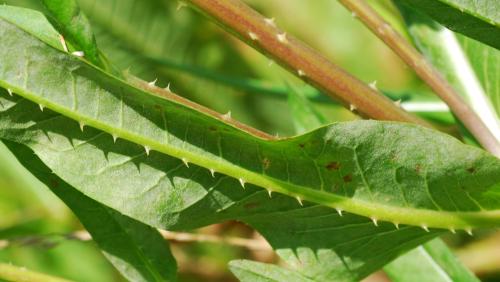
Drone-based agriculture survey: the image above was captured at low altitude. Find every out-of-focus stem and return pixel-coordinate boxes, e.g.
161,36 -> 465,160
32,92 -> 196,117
338,0 -> 500,157
184,0 -> 430,127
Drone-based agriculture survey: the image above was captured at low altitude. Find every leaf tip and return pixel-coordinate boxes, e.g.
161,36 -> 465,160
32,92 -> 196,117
79,121 -> 86,132
336,208 -> 343,216
71,51 -> 85,57
296,196 -> 303,206
182,158 -> 189,167
59,35 -> 68,52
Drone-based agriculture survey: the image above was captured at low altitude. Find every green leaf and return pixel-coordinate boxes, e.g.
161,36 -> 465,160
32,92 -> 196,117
229,260 -> 313,282
286,83 -> 328,134
41,0 -> 103,67
2,140 -> 178,282
1,3 -> 500,232
385,239 -> 480,282
393,0 -> 500,50
1,6 -> 500,281
394,1 -> 500,143
458,35 -> 500,116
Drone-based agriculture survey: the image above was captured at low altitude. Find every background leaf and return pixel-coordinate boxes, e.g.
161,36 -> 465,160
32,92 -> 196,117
393,0 -> 500,50
385,239 -> 480,282
41,0 -> 104,68
3,140 -> 178,282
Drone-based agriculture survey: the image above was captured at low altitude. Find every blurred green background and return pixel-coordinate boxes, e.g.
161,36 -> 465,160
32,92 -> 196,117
0,0 -> 497,281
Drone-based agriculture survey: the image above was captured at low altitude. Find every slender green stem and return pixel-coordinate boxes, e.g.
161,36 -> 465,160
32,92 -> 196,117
0,263 -> 73,282
184,0 -> 431,127
338,0 -> 500,157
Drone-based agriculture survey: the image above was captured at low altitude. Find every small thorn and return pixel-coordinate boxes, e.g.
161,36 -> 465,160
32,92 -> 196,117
264,17 -> 276,27
148,78 -> 157,87
371,217 -> 378,226
349,104 -> 357,111
296,196 -> 303,206
182,158 -> 189,167
239,178 -> 246,188
268,60 -> 275,67
7,88 -> 13,96
394,222 -> 400,229
449,228 -> 456,234
351,11 -> 357,18
165,82 -> 171,92
144,146 -> 151,156
465,228 -> 473,236
71,51 -> 84,57
369,80 -> 377,90
267,189 -> 272,198
177,1 -> 187,11
297,69 -> 306,77
394,99 -> 402,107
59,35 -> 68,52
421,225 -> 429,232
112,134 -> 118,143
79,121 -> 85,132
336,208 -> 343,216
209,169 -> 215,177
248,31 -> 258,41
277,32 -> 288,43
222,111 -> 231,120
39,104 -> 44,111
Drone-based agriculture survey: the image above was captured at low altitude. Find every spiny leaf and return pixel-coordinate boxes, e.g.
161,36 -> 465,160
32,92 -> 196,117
393,0 -> 500,50
2,141 -> 178,282
1,5 -> 500,231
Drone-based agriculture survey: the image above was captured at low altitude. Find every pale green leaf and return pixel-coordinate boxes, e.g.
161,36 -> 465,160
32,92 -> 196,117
229,260 -> 313,282
394,0 -> 500,50
394,2 -> 500,149
385,239 -> 479,282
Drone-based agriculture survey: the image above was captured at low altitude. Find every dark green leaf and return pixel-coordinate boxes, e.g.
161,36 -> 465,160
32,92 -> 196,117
41,0 -> 102,67
3,141 -> 178,282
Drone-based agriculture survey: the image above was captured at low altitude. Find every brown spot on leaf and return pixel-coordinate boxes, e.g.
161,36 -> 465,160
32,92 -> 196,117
467,167 -> 475,174
415,164 -> 422,173
343,174 -> 353,183
326,162 -> 341,171
208,126 -> 217,132
298,143 -> 305,148
262,158 -> 270,170
50,179 -> 59,188
244,202 -> 259,210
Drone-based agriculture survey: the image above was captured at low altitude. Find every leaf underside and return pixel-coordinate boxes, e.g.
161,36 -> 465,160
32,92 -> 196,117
1,5 -> 500,282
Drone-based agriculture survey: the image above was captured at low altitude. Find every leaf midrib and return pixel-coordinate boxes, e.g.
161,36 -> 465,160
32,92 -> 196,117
2,80 -> 500,231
